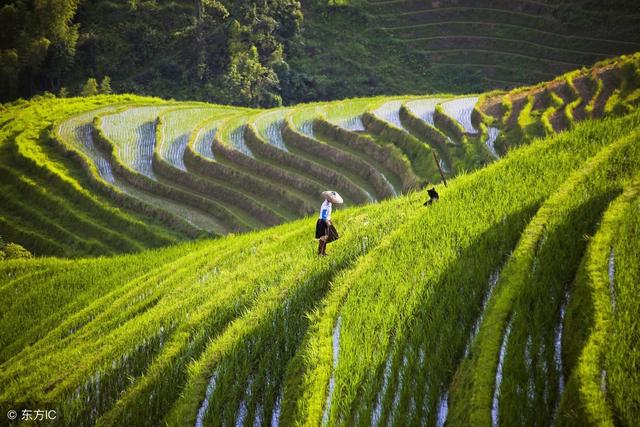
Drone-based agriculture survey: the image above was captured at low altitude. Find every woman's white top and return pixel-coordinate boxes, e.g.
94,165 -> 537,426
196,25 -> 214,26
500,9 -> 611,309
319,200 -> 332,220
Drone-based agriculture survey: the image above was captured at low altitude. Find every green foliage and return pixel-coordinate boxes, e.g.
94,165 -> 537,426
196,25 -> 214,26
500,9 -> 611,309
100,76 -> 112,95
0,0 -> 80,101
2,242 -> 32,259
224,46 -> 281,108
0,236 -> 32,260
0,88 -> 639,427
81,78 -> 99,97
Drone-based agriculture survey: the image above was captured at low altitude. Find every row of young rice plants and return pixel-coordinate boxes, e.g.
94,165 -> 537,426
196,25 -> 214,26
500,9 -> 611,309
322,97 -> 378,132
155,107 -> 283,230
100,104 -> 182,178
47,99 -> 191,243
446,111 -> 640,427
156,106 -> 233,171
254,108 -> 291,151
242,107 -> 368,205
0,229 -> 292,425
2,96 -> 183,253
0,164 -> 146,255
441,96 -> 499,169
362,98 -> 440,183
0,182 -> 112,256
374,95 -> 477,173
286,105 -> 395,202
439,96 -> 479,135
283,106 -> 378,203
214,114 -> 327,212
540,89 -> 566,135
93,223 -> 318,427
56,104 -> 124,183
404,97 -> 446,127
251,107 -> 344,208
591,68 -> 622,119
492,128 -> 640,427
604,56 -> 640,116
254,104 -> 374,201
372,99 -> 408,130
593,176 -> 640,426
398,97 -> 459,173
0,256 -> 66,292
282,111 -> 639,426
314,101 -> 408,195
96,105 -> 245,234
56,192 -> 410,424
557,175 -> 640,426
0,215 -> 65,257
288,102 -> 330,137
515,94 -> 543,141
0,240 -> 208,363
0,236 -> 237,366
563,71 -> 586,126
54,104 -> 211,238
215,112 -> 257,158
190,116 -> 224,160
187,113 -> 312,220
166,186 -> 431,427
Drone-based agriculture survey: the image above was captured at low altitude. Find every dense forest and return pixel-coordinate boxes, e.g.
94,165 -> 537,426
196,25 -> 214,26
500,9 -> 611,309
0,0 -> 304,106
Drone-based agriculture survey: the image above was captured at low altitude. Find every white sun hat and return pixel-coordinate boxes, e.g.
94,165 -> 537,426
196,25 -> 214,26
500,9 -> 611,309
322,190 -> 343,204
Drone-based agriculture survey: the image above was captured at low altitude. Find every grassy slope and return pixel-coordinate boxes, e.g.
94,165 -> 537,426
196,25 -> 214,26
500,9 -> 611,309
289,1 -> 640,102
0,95 -> 186,257
1,109 -> 639,425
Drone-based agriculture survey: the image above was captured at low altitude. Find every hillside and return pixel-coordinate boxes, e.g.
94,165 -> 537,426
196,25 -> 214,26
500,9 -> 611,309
1,54 -> 639,258
1,101 -> 639,426
3,0 -> 640,104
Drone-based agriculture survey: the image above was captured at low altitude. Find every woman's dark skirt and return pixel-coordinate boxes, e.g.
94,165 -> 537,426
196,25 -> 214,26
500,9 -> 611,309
315,218 -> 328,239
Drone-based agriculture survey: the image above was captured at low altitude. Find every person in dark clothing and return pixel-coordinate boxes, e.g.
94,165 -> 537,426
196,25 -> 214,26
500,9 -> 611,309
316,191 -> 343,256
423,187 -> 439,206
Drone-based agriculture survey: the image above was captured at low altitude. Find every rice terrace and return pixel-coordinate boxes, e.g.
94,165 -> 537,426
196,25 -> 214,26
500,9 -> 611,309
1,0 -> 640,426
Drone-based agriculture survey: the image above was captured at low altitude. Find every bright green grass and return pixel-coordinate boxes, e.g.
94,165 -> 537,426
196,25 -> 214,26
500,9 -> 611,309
2,108 -> 639,426
0,96 -> 183,256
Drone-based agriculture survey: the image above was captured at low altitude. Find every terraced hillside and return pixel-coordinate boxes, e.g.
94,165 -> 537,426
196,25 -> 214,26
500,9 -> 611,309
326,0 -> 640,94
2,100 -> 639,426
1,54 -> 639,257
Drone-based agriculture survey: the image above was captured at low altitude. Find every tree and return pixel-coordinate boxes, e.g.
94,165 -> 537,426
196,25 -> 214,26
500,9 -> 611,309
81,78 -> 98,96
225,45 -> 280,107
0,0 -> 81,101
100,76 -> 112,94
3,243 -> 32,259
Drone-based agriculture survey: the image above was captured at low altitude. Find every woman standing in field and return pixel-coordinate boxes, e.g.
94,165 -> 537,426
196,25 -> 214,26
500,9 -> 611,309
316,191 -> 343,256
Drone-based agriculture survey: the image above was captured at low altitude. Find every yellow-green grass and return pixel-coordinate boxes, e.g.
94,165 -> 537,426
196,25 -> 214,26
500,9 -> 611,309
557,176 -> 640,427
54,107 -> 218,237
155,108 -> 285,229
186,113 -> 314,219
447,113 -> 640,427
489,130 -> 638,426
287,111 -> 640,426
1,108 -> 640,426
286,106 -> 395,201
475,54 -> 640,150
0,96 -> 184,256
96,107 -> 246,233
239,110 -> 370,205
